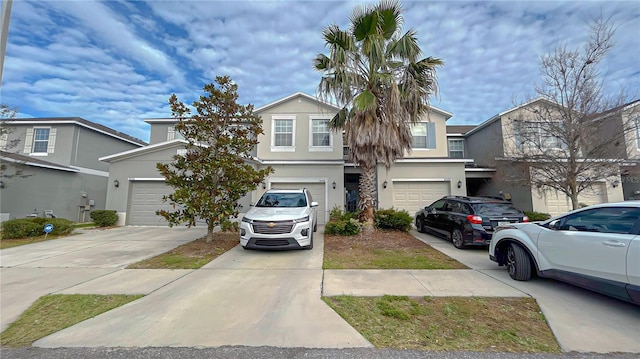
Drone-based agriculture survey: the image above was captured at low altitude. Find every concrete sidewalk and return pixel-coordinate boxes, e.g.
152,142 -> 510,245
2,226 -> 638,353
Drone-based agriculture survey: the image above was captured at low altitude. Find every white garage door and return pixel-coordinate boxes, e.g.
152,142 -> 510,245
392,181 -> 450,214
128,181 -> 173,226
270,182 -> 326,224
545,183 -> 607,216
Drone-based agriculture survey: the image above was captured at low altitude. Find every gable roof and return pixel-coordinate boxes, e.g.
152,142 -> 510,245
6,117 -> 147,146
99,139 -> 187,162
464,97 -> 557,137
0,150 -> 78,172
254,92 -> 342,113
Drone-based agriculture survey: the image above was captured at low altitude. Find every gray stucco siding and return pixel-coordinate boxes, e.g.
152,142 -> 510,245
0,164 -> 107,222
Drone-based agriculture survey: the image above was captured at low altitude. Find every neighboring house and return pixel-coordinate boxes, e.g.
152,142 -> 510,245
0,117 -> 146,222
593,100 -> 640,200
102,92 -> 469,226
463,99 -> 625,216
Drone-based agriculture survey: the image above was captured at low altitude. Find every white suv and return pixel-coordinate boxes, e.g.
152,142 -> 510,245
240,189 -> 318,250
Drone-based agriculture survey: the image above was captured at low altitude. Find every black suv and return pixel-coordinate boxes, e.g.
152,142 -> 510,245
415,196 -> 528,249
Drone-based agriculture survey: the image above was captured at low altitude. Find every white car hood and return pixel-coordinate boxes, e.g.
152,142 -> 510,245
245,207 -> 309,221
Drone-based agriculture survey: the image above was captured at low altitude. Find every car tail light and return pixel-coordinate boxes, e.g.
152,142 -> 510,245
523,216 -> 529,222
467,215 -> 483,224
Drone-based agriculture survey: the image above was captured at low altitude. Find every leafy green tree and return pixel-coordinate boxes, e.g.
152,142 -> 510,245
0,104 -> 30,180
157,76 -> 272,242
314,0 -> 442,229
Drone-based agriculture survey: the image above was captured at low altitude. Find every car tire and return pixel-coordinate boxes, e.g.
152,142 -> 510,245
313,223 -> 317,232
416,218 -> 424,233
242,246 -> 249,250
506,243 -> 532,281
451,228 -> 466,249
304,234 -> 314,250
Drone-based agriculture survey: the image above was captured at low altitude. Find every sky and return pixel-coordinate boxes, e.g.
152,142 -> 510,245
1,0 -> 639,143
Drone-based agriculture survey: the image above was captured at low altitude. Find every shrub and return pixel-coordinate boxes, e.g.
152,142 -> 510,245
524,211 -> 551,221
221,219 -> 239,232
374,208 -> 413,232
90,210 -> 119,227
325,218 -> 362,236
1,218 -> 75,239
329,206 -> 344,221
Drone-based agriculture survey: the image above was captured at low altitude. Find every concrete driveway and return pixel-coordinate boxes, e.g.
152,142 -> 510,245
412,230 -> 640,354
0,226 -> 206,331
28,229 -> 371,348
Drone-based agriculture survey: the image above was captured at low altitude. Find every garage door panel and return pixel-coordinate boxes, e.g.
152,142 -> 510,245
270,182 -> 326,225
129,181 -> 173,226
544,183 -> 607,216
392,181 -> 450,214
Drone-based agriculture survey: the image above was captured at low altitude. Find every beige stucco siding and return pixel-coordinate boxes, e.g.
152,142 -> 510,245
404,111 -> 450,158
256,96 -> 341,161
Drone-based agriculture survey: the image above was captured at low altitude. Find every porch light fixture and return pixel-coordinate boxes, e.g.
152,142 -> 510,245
0,180 -> 4,189
332,181 -> 336,189
262,182 -> 266,189
457,180 -> 462,188
383,180 -> 388,189
612,180 -> 620,188
113,179 -> 119,188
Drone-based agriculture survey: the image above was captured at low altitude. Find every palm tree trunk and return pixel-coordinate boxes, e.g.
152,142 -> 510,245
359,163 -> 376,232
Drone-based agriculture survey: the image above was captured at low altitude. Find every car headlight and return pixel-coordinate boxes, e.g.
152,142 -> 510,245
241,217 -> 252,223
294,216 -> 310,223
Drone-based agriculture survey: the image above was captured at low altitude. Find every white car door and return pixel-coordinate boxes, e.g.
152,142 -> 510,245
537,207 -> 638,283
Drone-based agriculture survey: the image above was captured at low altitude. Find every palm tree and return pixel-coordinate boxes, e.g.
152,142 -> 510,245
314,0 -> 442,229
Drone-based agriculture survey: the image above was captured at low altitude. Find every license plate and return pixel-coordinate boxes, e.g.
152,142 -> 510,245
497,221 -> 511,226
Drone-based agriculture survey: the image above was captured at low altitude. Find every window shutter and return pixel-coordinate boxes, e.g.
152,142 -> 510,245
167,126 -> 175,141
24,128 -> 34,153
427,122 -> 436,149
0,132 -> 7,149
47,128 -> 57,153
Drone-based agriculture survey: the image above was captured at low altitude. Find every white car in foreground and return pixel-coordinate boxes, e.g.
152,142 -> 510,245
489,201 -> 640,304
240,189 -> 318,250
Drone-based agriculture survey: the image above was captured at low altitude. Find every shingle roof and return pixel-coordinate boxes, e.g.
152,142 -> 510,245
446,125 -> 477,135
6,117 -> 147,146
0,150 -> 77,172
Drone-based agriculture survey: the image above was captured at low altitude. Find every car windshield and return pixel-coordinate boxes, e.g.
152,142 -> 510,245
256,193 -> 307,208
472,203 -> 522,216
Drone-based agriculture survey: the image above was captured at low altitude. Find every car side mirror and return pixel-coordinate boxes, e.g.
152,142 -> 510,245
431,208 -> 437,214
311,201 -> 319,208
548,219 -> 561,230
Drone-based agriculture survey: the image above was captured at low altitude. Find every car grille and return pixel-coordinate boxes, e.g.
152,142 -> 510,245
254,238 -> 293,246
252,220 -> 295,234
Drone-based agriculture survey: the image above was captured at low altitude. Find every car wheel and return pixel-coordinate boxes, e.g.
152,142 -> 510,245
451,228 -> 465,249
304,234 -> 314,250
506,243 -> 532,281
416,218 -> 424,233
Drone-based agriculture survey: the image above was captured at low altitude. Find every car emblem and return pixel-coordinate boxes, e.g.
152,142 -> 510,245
268,222 -> 276,228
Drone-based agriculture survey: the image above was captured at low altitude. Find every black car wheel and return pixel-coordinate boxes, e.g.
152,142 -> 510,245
304,232 -> 314,250
506,243 -> 532,281
416,218 -> 424,233
451,228 -> 465,249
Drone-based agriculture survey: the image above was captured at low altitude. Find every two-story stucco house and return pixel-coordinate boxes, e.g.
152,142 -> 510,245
101,92 -> 468,226
0,117 -> 146,222
463,98 -> 626,216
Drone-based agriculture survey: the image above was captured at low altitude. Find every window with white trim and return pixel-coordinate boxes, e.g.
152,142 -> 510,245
448,139 -> 464,158
167,126 -> 185,141
271,116 -> 296,151
24,127 -> 56,155
411,122 -> 436,149
514,121 -> 565,150
310,118 -> 332,150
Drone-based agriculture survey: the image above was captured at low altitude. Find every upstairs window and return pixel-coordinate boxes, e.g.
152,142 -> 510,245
167,126 -> 185,141
271,116 -> 296,151
312,119 -> 330,146
24,127 -> 56,155
448,139 -> 464,158
515,121 -> 565,150
411,122 -> 436,149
